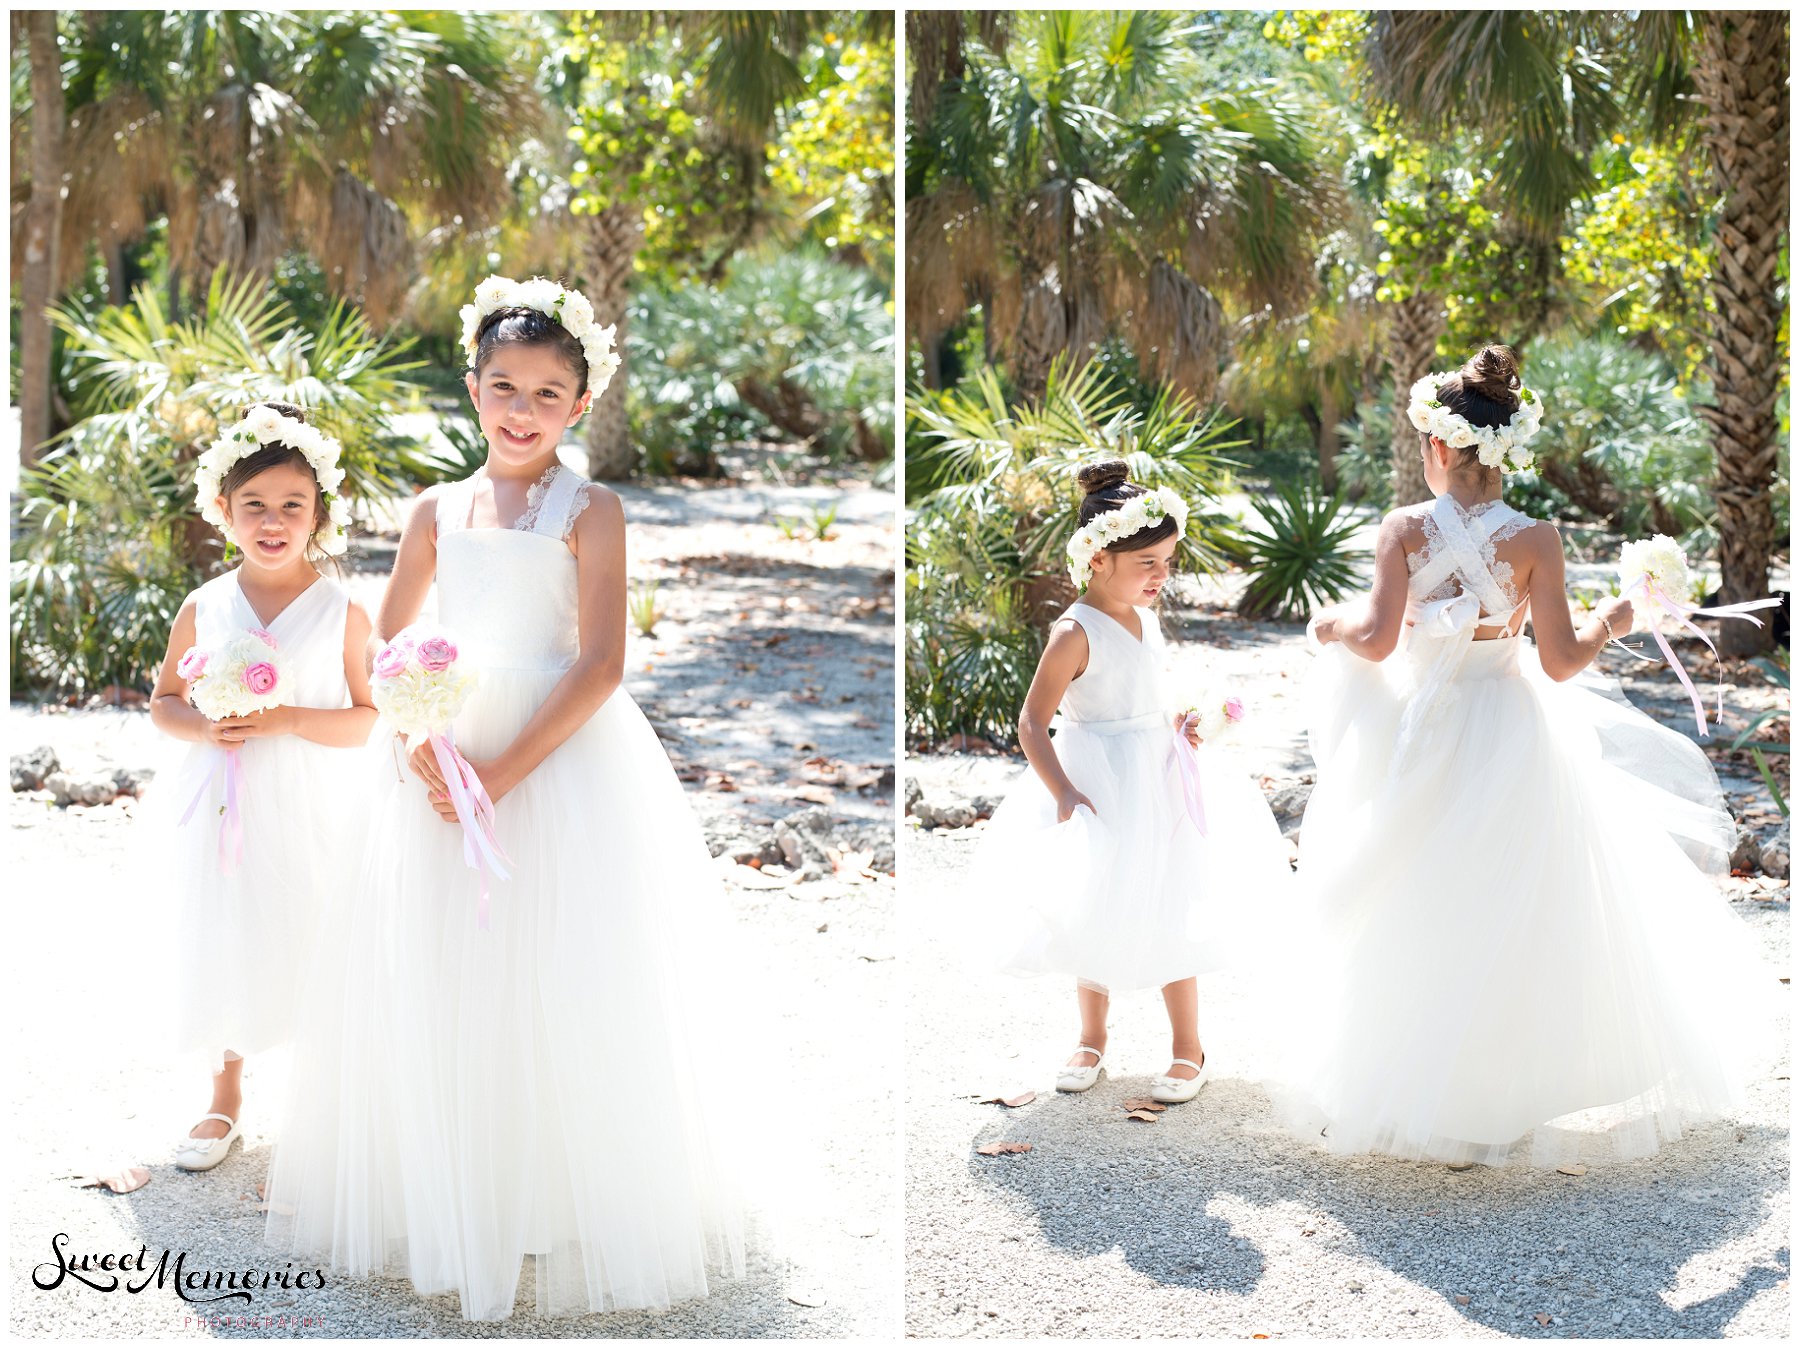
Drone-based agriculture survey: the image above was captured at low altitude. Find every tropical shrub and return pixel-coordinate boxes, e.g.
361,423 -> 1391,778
906,359 -> 1245,747
1232,479 -> 1370,620
629,247 -> 894,474
12,272 -> 430,697
1520,332 -> 1718,547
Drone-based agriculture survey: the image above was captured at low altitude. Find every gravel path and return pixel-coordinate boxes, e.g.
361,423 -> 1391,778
903,601 -> 1789,1340
7,478 -> 899,1338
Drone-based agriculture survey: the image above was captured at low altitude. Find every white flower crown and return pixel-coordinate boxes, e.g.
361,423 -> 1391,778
459,275 -> 623,399
1407,371 -> 1544,473
1067,486 -> 1189,590
195,405 -> 352,557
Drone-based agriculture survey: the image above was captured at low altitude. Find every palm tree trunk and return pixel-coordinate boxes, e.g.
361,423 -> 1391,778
1316,385 -> 1342,493
1692,12 -> 1787,656
1388,292 -> 1445,507
580,203 -> 645,481
21,11 -> 66,470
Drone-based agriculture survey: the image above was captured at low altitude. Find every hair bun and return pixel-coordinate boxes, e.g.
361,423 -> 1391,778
1077,458 -> 1131,497
1461,345 -> 1521,407
248,400 -> 307,425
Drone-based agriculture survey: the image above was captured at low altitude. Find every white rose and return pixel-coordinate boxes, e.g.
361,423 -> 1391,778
474,276 -> 514,310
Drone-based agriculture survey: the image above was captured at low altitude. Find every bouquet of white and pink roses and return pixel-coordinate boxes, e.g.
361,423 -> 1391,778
371,625 -> 508,927
177,628 -> 288,869
1169,687 -> 1247,838
1617,535 -> 1781,739
1180,689 -> 1247,745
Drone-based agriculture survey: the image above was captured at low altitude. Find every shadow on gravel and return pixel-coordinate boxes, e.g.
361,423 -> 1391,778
971,1082 -> 1787,1338
1305,1121 -> 1789,1339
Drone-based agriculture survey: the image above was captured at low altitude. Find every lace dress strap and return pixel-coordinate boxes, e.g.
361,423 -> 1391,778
517,465 -> 594,542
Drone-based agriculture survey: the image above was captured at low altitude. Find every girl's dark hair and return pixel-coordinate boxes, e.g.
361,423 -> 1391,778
470,306 -> 590,397
217,401 -> 331,559
1076,458 -> 1178,552
1428,344 -> 1522,471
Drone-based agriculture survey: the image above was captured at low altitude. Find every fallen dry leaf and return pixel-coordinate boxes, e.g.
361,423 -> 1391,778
76,1166 -> 150,1195
828,847 -> 878,879
1556,1163 -> 1587,1177
1454,1295 -> 1471,1307
1534,1313 -> 1552,1327
976,1091 -> 1036,1108
1120,1098 -> 1168,1113
1124,1109 -> 1161,1123
975,1141 -> 1032,1156
788,1288 -> 828,1308
704,771 -> 739,792
792,785 -> 836,806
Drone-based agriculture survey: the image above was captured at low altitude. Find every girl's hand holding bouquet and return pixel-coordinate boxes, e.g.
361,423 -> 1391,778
178,628 -> 289,868
371,625 -> 510,927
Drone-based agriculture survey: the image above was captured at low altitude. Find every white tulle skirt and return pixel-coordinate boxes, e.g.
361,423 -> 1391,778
264,670 -> 752,1320
1274,634 -> 1780,1166
149,734 -> 375,1073
966,719 -> 1292,993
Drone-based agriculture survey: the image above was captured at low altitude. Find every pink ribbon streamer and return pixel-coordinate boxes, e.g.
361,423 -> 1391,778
1620,577 -> 1783,738
428,728 -> 511,929
178,746 -> 244,873
1170,725 -> 1209,838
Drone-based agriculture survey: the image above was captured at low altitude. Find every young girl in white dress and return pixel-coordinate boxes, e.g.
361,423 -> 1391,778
1291,345 -> 1778,1166
147,402 -> 377,1171
971,460 -> 1291,1104
265,278 -> 750,1320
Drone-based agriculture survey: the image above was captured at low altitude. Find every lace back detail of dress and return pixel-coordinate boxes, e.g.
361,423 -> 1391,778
517,464 -> 594,541
1406,497 -> 1535,611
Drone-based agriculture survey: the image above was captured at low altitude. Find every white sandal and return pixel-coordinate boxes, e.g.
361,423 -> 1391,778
174,1113 -> 241,1172
1149,1056 -> 1209,1104
1056,1045 -> 1106,1093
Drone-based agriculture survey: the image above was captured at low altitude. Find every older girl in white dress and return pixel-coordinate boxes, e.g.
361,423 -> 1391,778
1289,345 -> 1778,1167
265,279 -> 750,1320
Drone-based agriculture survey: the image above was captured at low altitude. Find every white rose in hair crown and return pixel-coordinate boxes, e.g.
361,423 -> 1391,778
1067,487 -> 1189,590
459,274 -> 622,400
194,405 -> 352,556
1406,372 -> 1544,473
1615,534 -> 1782,739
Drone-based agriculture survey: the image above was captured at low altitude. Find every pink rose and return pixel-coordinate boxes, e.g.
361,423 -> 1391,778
373,643 -> 410,679
415,635 -> 458,672
243,662 -> 279,696
250,628 -> 278,651
1224,696 -> 1245,723
177,648 -> 208,680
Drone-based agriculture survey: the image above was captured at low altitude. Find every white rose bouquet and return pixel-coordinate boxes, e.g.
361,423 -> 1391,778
1617,535 -> 1781,738
176,627 -> 289,870
371,625 -> 509,927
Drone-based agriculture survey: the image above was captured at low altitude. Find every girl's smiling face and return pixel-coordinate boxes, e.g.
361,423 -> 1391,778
1088,535 -> 1179,606
218,460 -> 321,572
464,343 -> 592,469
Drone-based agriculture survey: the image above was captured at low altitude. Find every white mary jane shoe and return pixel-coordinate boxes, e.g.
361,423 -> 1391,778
1148,1057 -> 1210,1105
174,1113 -> 241,1172
1055,1046 -> 1106,1094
